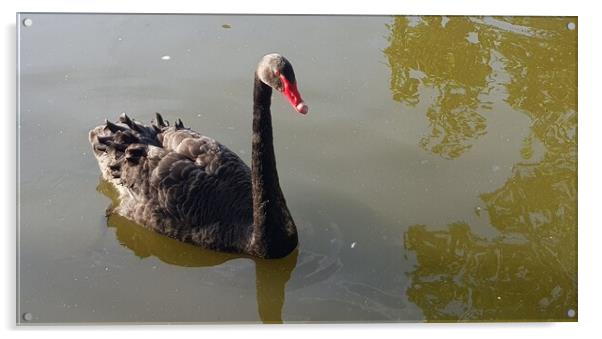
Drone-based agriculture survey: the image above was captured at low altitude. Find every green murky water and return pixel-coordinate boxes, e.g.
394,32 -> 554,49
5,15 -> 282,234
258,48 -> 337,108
17,14 -> 577,323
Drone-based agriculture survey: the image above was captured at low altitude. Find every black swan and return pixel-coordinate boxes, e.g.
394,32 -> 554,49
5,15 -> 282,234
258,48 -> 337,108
89,53 -> 308,259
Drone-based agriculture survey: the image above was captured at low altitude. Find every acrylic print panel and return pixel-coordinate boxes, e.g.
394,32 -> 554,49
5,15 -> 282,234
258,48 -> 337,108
17,13 -> 577,324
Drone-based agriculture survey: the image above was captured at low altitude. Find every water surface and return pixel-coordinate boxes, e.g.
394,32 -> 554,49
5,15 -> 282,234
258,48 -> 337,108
18,14 -> 577,323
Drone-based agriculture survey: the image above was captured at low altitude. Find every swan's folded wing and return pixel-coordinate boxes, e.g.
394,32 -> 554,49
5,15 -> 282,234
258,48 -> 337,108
125,128 -> 253,226
146,147 -> 253,228
160,128 -> 247,176
90,113 -> 253,232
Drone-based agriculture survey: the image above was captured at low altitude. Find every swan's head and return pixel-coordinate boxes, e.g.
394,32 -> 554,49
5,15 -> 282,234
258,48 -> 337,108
257,53 -> 309,115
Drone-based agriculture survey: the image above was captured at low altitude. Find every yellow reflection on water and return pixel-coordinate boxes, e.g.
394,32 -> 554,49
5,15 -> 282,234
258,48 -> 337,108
387,16 -> 577,321
384,16 -> 491,159
97,179 -> 298,324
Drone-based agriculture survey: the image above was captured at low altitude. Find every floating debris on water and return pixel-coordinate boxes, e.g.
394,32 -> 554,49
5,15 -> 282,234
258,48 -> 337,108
222,24 -> 232,29
350,242 -> 356,248
161,55 -> 171,61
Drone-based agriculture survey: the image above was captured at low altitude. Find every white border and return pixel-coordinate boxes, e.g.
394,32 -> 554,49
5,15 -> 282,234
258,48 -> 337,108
2,1 -> 599,338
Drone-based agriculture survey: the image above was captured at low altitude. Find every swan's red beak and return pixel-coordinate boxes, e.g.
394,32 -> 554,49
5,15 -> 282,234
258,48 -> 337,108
280,74 -> 308,115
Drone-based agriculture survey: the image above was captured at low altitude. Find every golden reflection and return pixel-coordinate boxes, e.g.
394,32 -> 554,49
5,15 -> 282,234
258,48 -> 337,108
97,179 -> 298,324
384,16 -> 491,159
388,17 -> 577,321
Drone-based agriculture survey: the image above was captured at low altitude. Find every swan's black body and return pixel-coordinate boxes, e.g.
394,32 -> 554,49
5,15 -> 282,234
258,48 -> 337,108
89,54 -> 304,259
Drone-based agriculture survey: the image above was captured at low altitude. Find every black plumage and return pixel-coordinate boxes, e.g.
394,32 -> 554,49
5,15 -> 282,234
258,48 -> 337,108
89,54 -> 307,259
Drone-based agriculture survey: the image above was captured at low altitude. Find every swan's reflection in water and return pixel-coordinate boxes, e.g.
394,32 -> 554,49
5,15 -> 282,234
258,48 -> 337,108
97,179 -> 298,324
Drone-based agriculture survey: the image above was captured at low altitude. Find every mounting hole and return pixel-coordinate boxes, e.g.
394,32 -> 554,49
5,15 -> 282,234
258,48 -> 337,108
567,309 -> 576,318
22,312 -> 33,321
22,18 -> 33,27
567,22 -> 576,30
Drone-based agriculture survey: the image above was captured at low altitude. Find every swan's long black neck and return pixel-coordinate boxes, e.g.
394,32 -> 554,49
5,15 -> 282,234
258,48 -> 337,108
249,75 -> 298,258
